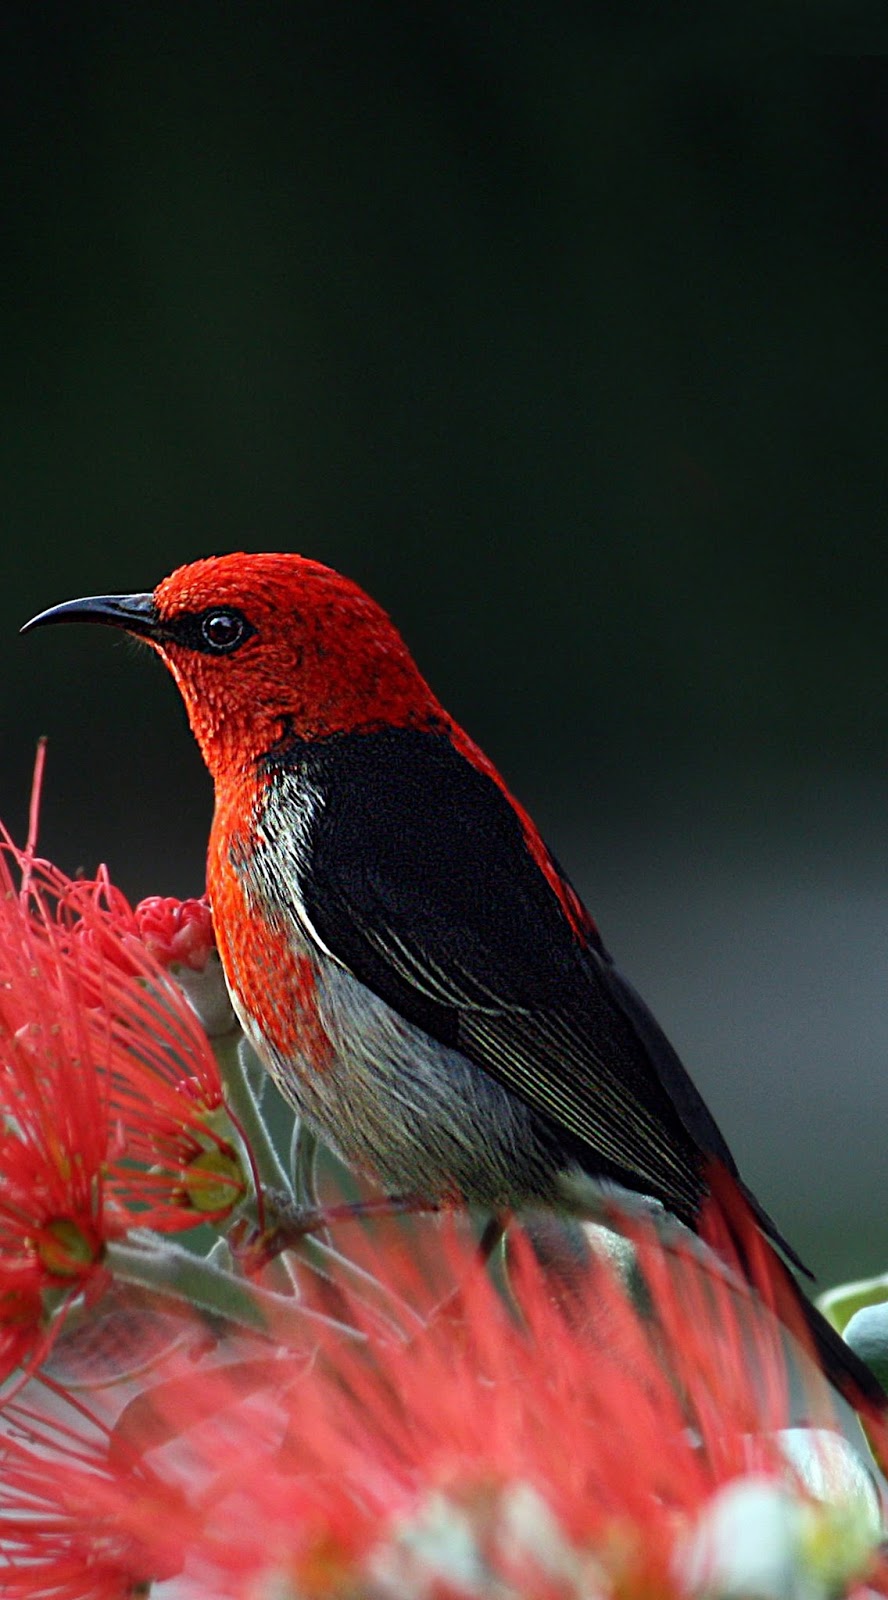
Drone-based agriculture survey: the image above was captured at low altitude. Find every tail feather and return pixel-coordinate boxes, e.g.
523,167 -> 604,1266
706,1162 -> 888,1446
733,1170 -> 814,1282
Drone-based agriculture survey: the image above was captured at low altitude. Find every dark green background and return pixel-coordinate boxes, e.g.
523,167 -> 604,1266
4,12 -> 888,1277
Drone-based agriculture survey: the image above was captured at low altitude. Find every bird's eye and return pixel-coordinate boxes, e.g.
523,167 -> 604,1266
200,608 -> 249,653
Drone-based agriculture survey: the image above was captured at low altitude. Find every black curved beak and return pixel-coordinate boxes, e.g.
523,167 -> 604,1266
21,593 -> 160,640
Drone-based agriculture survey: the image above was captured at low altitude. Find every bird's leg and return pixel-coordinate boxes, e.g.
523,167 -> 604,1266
476,1212 -> 509,1264
410,1209 -> 514,1340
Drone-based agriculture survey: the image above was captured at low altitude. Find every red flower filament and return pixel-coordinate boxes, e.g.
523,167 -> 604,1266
0,1216 -> 876,1600
0,838 -> 248,1380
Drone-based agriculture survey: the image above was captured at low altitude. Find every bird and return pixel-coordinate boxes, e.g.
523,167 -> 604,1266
22,551 -> 887,1420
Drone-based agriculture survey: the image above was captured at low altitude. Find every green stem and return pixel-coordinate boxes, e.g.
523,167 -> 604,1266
107,1238 -> 361,1343
292,1123 -> 321,1210
288,1232 -> 426,1340
213,1033 -> 293,1198
241,1035 -> 269,1104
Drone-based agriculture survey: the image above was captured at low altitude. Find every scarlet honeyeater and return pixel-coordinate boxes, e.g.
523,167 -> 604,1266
22,552 -> 888,1423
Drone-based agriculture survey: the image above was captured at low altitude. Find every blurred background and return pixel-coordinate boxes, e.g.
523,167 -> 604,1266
3,9 -> 888,1278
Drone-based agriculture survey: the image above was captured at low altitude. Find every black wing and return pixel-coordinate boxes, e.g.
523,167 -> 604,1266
277,726 -> 789,1248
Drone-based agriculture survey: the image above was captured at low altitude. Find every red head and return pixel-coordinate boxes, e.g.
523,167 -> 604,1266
23,553 -> 443,779
24,552 -> 597,942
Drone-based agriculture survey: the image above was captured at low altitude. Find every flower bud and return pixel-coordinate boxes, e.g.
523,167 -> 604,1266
135,896 -> 216,973
135,897 -> 237,1035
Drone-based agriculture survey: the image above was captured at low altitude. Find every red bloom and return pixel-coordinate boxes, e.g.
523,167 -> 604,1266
2,1214 -> 878,1600
0,836 -> 248,1381
0,1389 -> 191,1597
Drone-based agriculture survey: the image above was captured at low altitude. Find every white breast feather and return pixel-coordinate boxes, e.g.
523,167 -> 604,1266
249,774 -> 345,967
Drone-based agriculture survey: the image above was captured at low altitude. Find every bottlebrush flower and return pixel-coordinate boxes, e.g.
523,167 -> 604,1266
0,1388 -> 191,1597
1,1215 -> 881,1599
0,835 -> 249,1383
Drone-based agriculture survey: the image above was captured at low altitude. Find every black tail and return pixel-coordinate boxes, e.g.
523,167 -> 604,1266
799,1286 -> 888,1416
707,1161 -> 888,1428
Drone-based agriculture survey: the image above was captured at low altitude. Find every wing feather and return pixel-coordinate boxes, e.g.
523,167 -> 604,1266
265,726 -> 747,1227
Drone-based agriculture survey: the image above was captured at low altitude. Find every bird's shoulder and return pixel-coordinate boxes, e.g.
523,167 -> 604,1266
256,721 -> 596,1010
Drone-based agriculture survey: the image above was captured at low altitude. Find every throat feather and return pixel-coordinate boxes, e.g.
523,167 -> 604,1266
208,779 -> 334,1070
